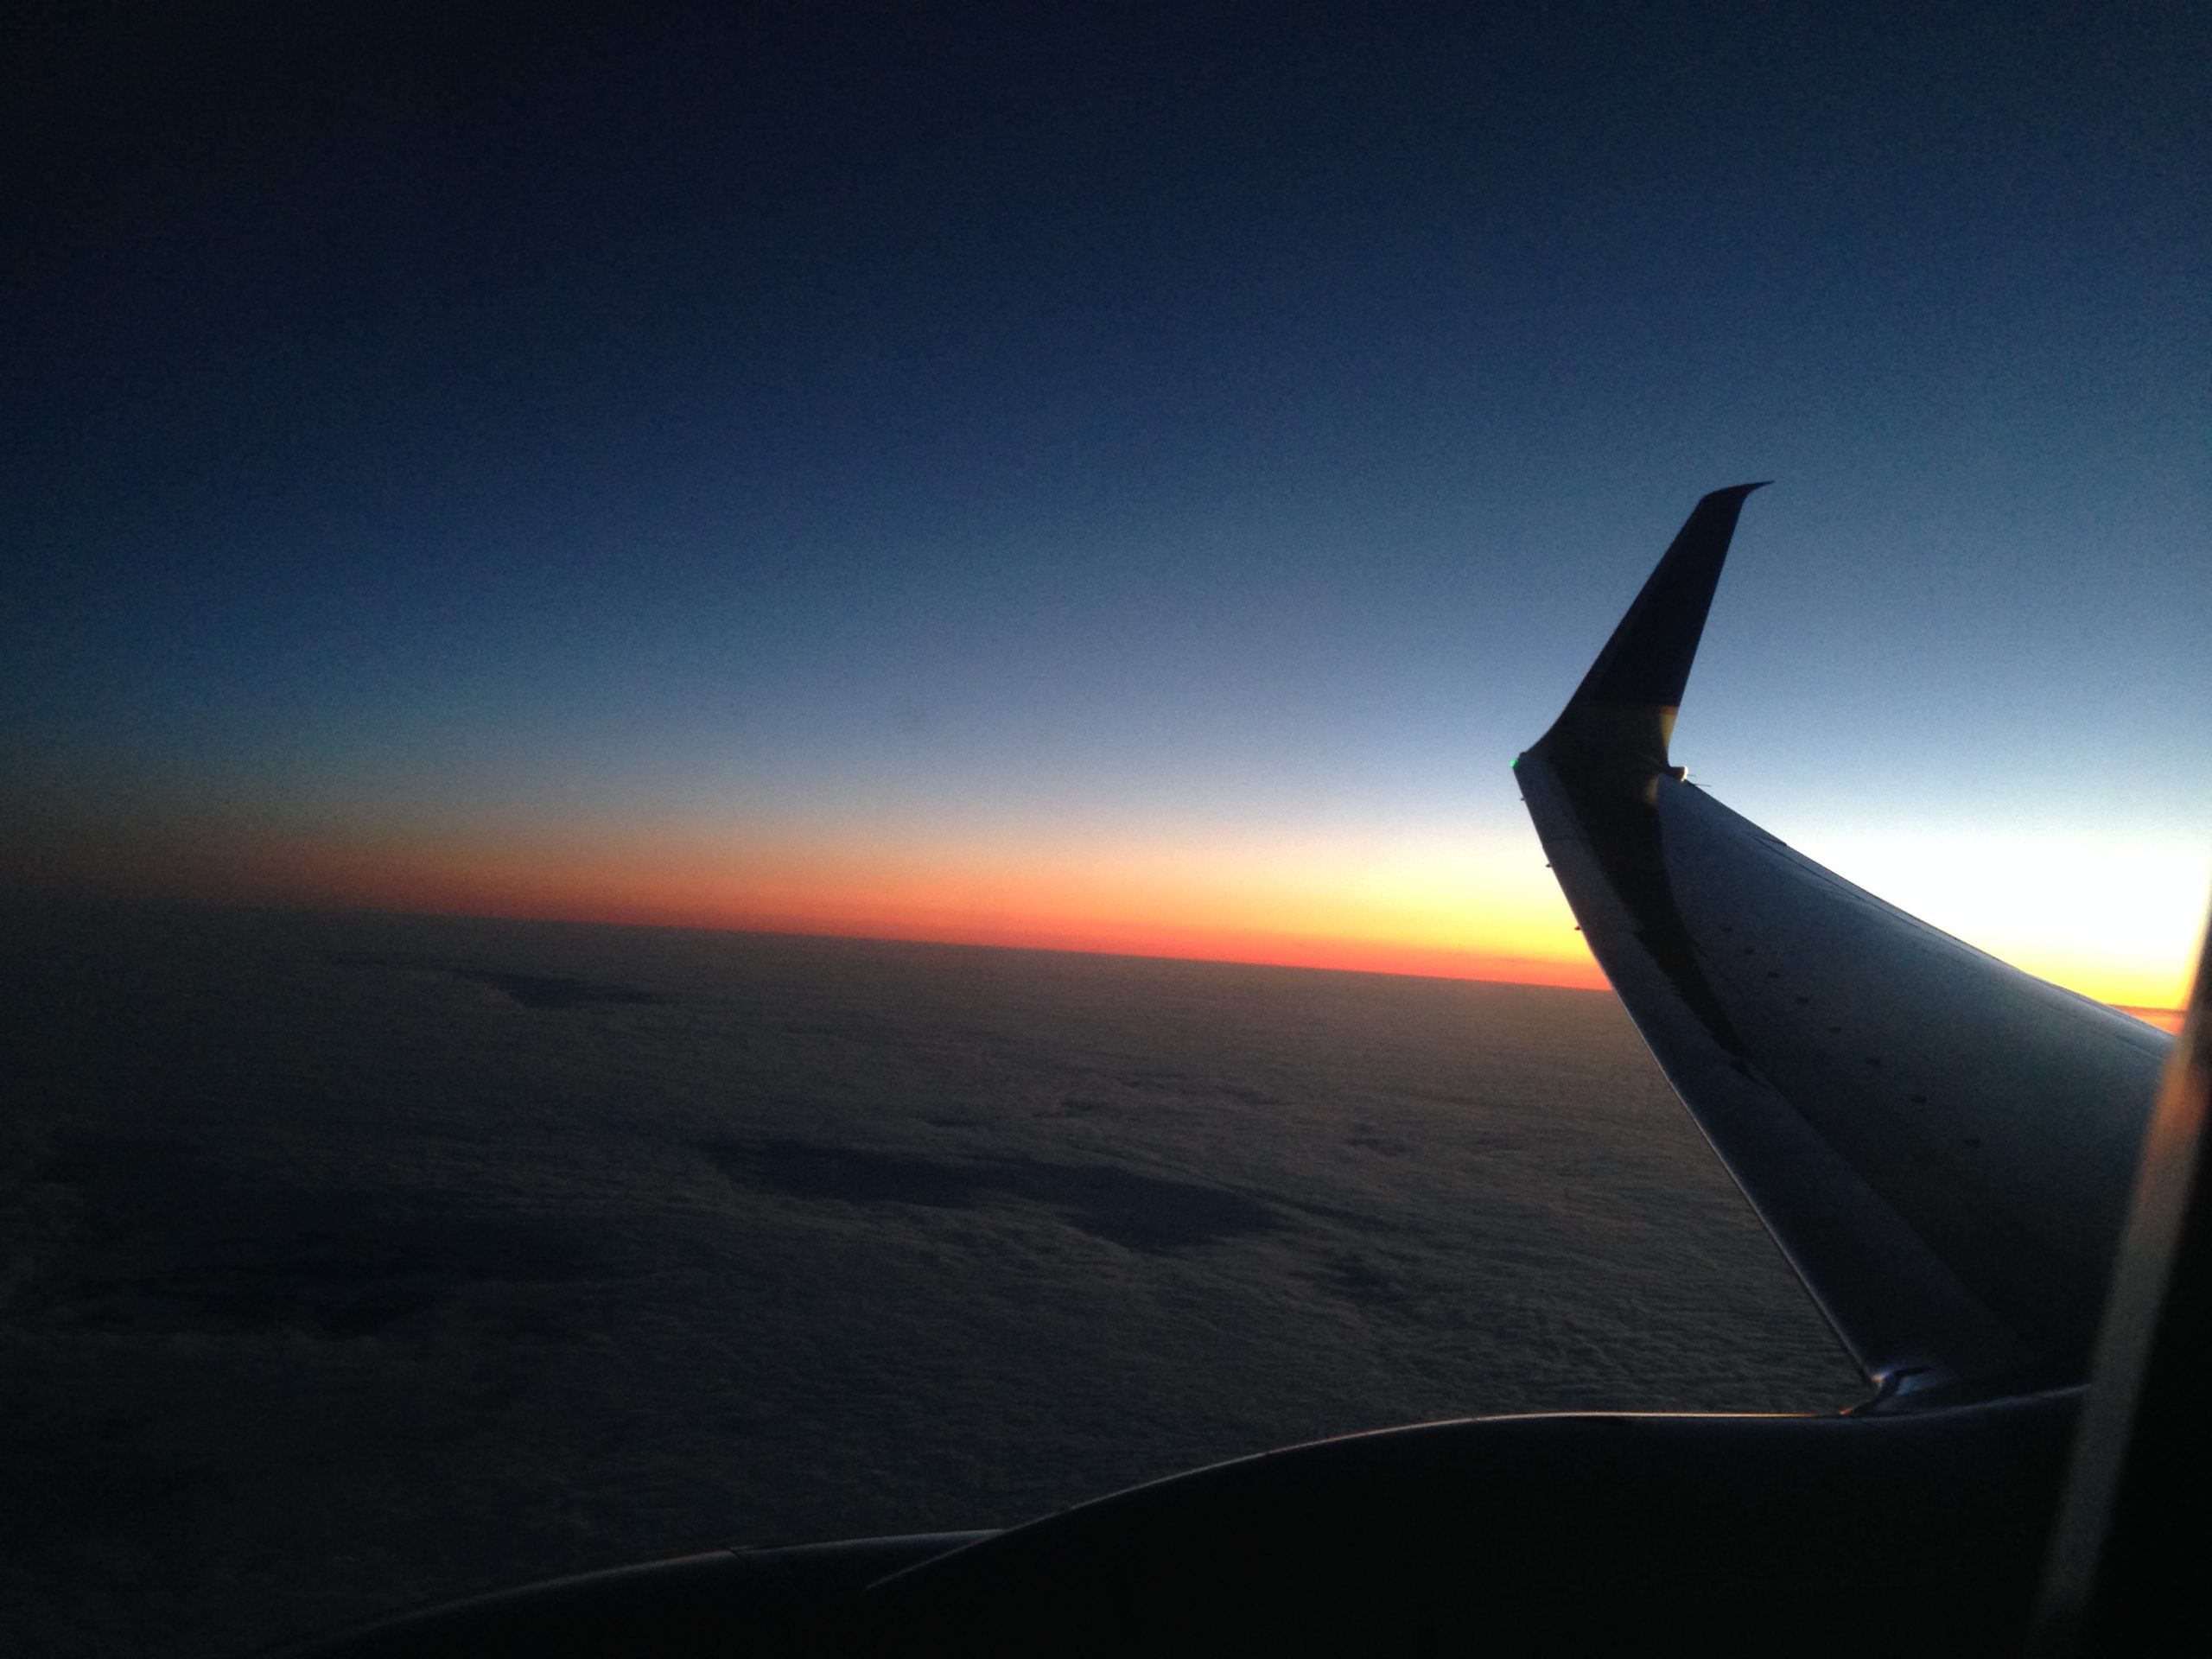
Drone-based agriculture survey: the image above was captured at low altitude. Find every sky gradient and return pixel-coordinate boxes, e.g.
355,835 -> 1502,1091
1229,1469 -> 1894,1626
5,6 -> 2206,1011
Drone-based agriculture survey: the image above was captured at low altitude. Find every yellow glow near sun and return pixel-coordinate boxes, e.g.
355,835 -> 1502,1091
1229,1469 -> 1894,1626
1783,823 -> 2207,1013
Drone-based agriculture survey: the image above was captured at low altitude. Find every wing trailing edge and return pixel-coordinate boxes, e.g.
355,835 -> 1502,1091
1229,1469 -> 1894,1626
1518,487 -> 2167,1406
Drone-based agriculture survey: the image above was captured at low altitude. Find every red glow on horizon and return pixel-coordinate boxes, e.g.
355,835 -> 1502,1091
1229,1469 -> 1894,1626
289,878 -> 1611,992
25,806 -> 2177,1011
187,820 -> 1612,992
2117,1006 -> 2187,1036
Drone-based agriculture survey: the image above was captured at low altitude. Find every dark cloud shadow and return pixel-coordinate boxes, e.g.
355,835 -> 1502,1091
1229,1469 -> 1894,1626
704,1137 -> 1278,1253
1325,1252 -> 1399,1302
25,1139 -> 602,1338
326,952 -> 666,1010
451,969 -> 664,1010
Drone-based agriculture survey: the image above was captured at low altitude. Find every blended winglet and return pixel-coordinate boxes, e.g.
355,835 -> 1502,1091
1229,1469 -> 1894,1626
1529,484 -> 1766,789
1563,480 -> 1768,720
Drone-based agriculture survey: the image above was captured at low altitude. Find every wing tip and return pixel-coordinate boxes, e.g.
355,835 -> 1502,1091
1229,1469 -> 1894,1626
1560,480 -> 1770,717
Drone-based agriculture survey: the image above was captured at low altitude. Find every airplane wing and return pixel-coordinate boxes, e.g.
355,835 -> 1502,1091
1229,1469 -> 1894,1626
1514,485 -> 2170,1405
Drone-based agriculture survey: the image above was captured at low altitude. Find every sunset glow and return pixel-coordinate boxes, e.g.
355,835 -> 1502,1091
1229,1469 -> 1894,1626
152,812 -> 1610,992
4,8 -> 2203,1032
20,779 -> 2177,1018
9,15 -> 2209,1656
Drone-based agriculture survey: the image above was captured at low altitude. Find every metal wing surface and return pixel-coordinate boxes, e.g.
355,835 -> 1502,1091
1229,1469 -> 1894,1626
1516,486 -> 2170,1405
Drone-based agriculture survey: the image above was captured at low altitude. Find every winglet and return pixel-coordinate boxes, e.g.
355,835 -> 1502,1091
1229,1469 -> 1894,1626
1529,483 -> 1766,779
1566,482 -> 1767,713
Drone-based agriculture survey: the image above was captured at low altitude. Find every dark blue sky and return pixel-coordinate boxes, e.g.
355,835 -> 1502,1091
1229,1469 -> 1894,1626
4,5 -> 2205,999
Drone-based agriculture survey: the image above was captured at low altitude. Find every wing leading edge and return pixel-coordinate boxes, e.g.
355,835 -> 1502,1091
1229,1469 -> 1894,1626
1517,486 -> 2168,1405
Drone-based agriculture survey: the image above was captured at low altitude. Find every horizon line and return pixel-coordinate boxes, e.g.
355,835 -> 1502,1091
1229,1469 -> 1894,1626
13,888 -> 1624,995
10,888 -> 2186,1026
